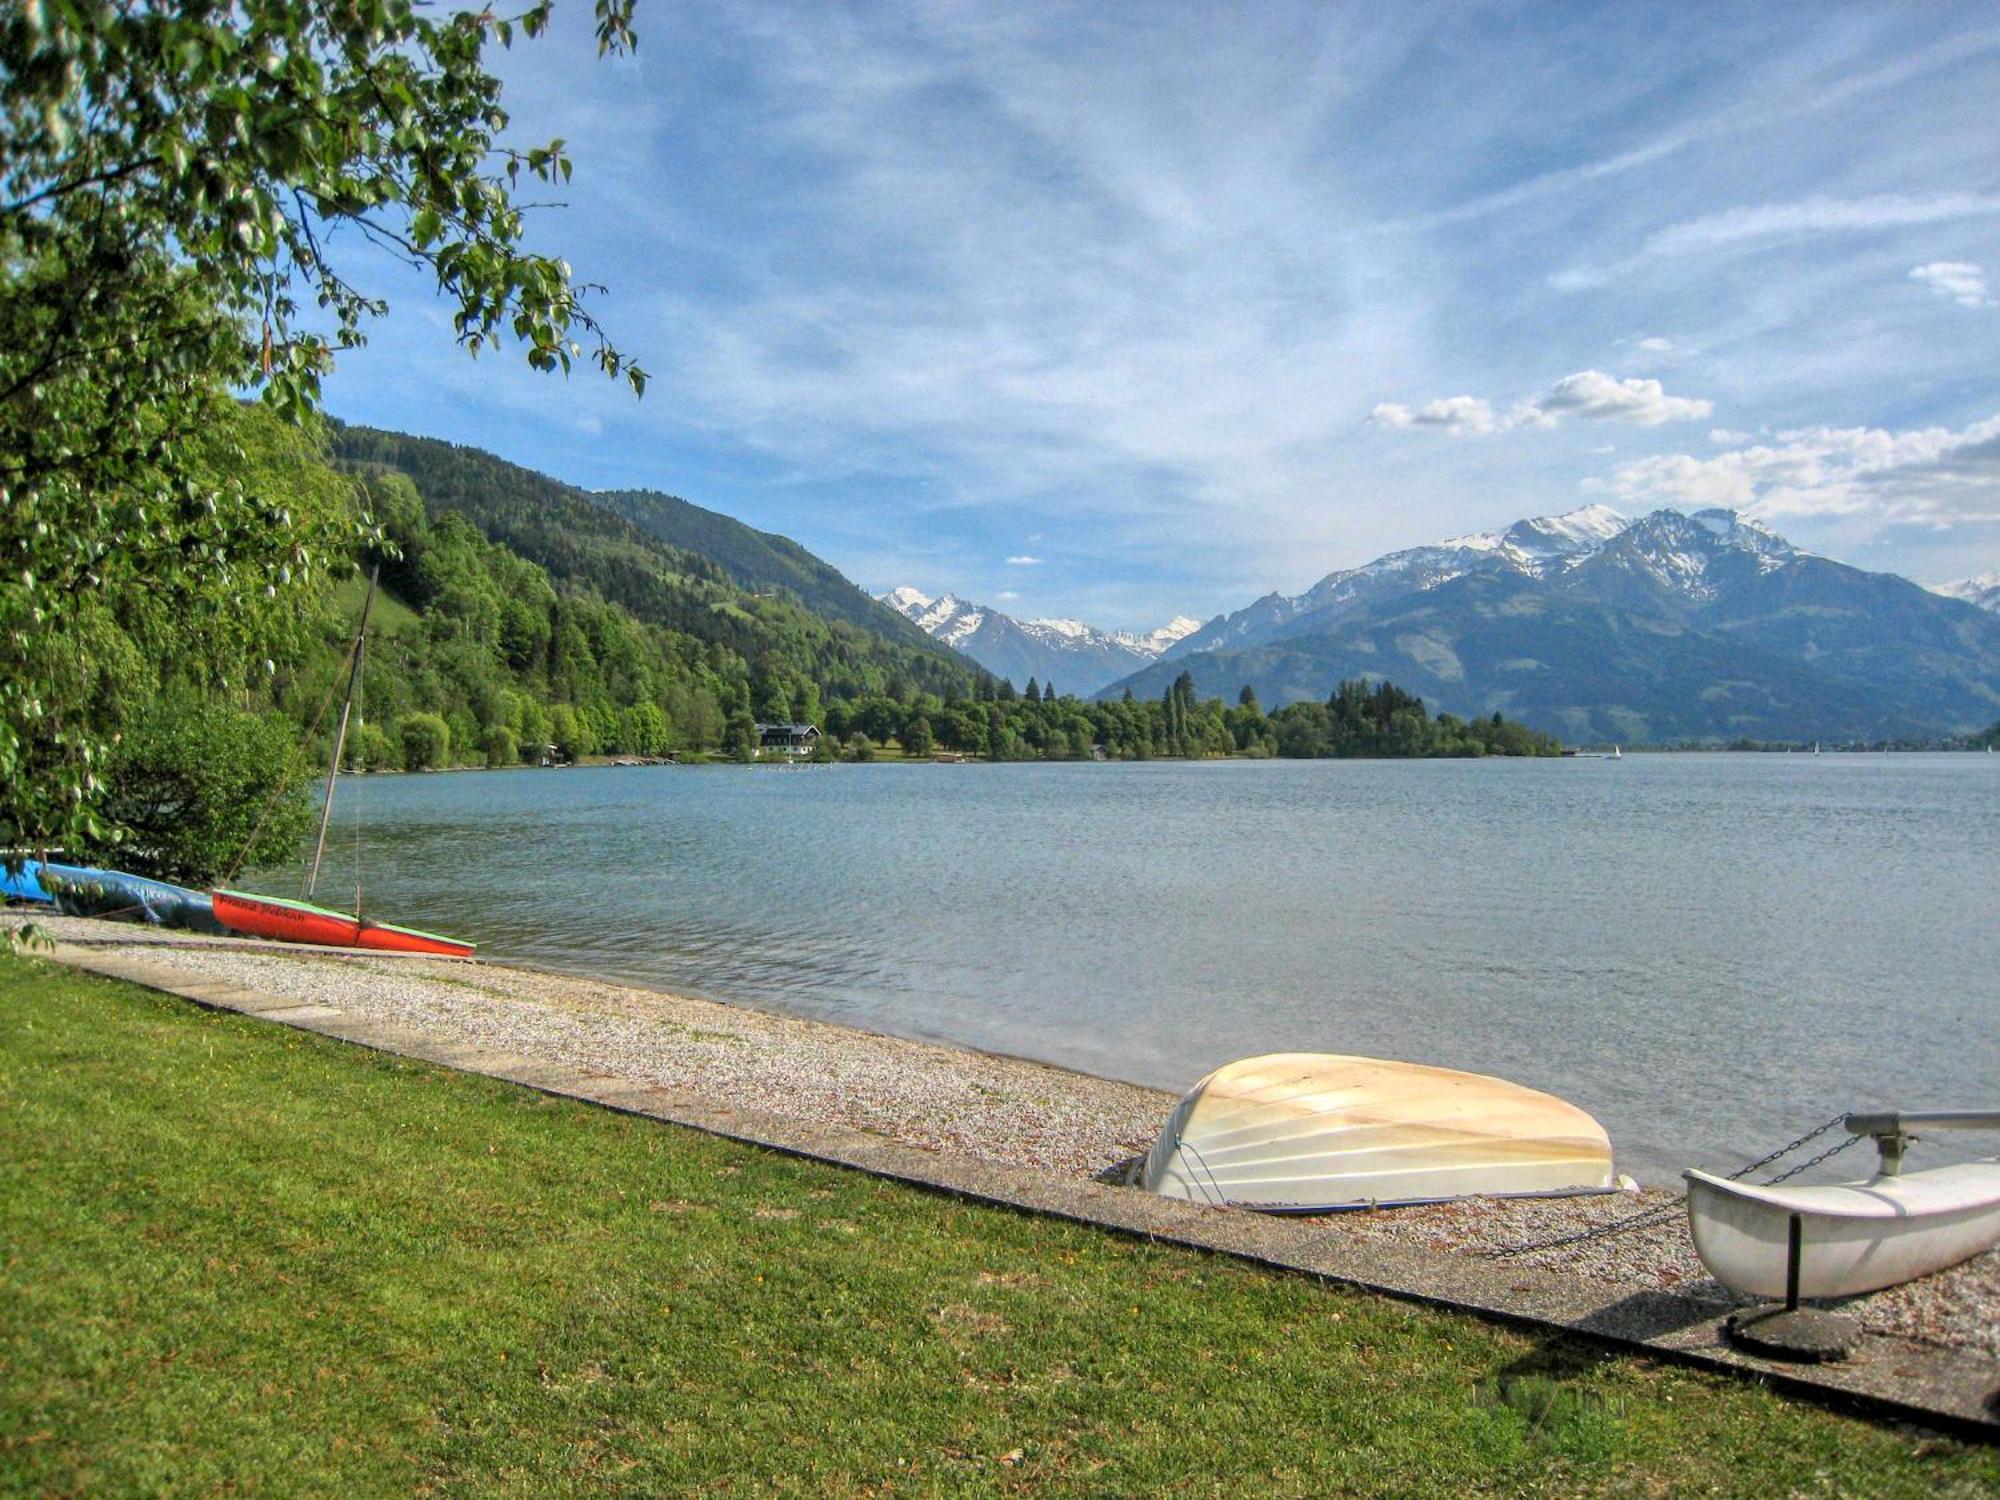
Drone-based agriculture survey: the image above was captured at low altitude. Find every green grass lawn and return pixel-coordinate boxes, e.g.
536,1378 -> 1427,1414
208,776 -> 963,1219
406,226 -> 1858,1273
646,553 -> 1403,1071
1,954 -> 1993,1496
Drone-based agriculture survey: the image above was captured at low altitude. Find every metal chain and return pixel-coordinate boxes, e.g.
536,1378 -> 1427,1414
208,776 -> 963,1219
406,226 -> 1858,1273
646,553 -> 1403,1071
1483,1199 -> 1684,1259
1484,1112 -> 1859,1261
1757,1126 -> 1863,1186
1725,1113 -> 1850,1184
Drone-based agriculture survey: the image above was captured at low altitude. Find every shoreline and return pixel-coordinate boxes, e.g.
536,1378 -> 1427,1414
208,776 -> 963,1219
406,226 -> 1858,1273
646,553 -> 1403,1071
17,912 -> 1999,1363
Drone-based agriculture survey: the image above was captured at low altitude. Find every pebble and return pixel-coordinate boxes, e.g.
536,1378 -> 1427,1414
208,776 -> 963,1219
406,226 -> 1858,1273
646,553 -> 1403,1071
25,915 -> 1997,1361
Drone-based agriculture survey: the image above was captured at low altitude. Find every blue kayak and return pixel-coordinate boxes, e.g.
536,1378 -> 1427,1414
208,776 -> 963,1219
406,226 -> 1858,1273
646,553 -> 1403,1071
34,862 -> 230,935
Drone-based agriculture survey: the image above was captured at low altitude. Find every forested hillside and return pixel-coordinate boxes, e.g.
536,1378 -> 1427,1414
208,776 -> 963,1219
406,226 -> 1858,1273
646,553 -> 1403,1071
329,425 -> 980,695
596,487 -> 935,647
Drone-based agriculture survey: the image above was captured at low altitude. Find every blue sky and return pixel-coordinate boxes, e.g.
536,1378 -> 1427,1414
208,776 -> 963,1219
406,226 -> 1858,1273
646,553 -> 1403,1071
323,1 -> 2000,631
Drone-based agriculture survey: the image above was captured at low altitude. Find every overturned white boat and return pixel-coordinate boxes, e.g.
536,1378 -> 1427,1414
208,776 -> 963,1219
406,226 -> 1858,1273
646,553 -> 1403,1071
1141,1053 -> 1619,1211
1686,1110 -> 2000,1300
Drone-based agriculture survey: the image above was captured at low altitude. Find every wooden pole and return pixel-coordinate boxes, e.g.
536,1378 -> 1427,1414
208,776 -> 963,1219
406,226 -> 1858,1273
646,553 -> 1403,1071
305,565 -> 377,901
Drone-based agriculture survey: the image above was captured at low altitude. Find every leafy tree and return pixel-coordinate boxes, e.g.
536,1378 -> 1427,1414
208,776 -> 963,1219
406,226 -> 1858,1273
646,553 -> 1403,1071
445,707 -> 481,764
725,709 -> 758,764
346,721 -> 398,772
397,712 -> 451,772
621,702 -> 669,757
900,716 -> 935,758
480,724 -> 520,769
517,701 -> 552,762
546,704 -> 591,761
96,690 -> 315,885
1,0 -> 642,859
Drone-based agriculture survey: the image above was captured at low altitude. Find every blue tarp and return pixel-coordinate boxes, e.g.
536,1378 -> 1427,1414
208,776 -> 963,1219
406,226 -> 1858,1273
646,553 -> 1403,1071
1,859 -> 51,903
34,862 -> 229,935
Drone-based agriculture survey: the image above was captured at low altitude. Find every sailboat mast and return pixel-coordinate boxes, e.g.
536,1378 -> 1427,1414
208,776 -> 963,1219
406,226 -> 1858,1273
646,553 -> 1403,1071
305,564 -> 378,901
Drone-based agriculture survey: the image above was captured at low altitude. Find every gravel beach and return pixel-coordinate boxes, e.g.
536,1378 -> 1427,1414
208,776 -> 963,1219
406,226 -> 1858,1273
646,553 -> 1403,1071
20,914 -> 1998,1361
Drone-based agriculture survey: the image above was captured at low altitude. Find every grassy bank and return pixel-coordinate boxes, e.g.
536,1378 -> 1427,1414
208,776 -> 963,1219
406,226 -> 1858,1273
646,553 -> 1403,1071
1,955 -> 1992,1495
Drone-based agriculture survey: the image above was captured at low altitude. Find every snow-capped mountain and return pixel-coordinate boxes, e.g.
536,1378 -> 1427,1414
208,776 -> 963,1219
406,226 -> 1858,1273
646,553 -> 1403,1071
1109,505 -> 2000,742
1165,504 -> 1634,660
1932,574 -> 2000,614
880,587 -> 1199,695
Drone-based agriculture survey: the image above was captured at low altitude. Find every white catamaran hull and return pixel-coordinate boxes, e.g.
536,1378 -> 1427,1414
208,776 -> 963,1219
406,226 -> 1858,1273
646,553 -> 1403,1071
1684,1163 -> 2000,1299
1141,1053 -> 1617,1211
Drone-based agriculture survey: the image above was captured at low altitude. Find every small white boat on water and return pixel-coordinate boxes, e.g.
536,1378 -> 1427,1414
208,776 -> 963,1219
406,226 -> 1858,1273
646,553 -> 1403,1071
1686,1110 -> 2000,1299
1141,1053 -> 1620,1211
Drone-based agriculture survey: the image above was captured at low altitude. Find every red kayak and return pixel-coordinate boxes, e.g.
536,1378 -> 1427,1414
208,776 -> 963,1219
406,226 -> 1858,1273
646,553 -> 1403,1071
211,889 -> 476,958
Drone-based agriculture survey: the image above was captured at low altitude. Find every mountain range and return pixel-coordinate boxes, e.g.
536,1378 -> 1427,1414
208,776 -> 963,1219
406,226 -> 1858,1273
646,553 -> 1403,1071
1105,505 -> 2000,744
330,420 -> 1998,745
880,587 -> 1200,696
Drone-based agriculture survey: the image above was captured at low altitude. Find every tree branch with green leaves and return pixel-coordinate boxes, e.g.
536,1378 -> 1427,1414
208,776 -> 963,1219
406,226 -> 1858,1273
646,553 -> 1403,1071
1,0 -> 644,859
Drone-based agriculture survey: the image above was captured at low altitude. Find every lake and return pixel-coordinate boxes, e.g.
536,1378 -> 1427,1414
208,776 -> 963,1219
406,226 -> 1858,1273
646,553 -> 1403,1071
281,753 -> 2000,1183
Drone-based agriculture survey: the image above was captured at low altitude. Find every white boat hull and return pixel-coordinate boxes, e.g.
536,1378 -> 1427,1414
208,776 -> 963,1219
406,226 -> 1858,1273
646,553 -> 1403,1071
1142,1053 -> 1616,1211
1684,1163 -> 2000,1299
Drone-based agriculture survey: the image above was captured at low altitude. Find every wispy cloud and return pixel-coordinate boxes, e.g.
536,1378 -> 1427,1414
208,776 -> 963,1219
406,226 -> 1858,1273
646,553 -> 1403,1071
320,2 -> 2000,616
1554,193 -> 2000,289
1910,261 -> 1994,308
1005,555 -> 1043,566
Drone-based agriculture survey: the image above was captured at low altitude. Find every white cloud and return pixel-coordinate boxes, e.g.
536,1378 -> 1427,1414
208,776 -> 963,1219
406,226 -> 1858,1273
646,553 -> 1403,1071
996,589 -> 1020,600
1635,336 -> 1674,352
1910,261 -> 1993,308
1532,370 -> 1712,426
1370,397 -> 1496,435
1600,412 -> 2000,525
1709,428 -> 1752,445
1376,371 -> 1711,437
1005,554 -> 1043,566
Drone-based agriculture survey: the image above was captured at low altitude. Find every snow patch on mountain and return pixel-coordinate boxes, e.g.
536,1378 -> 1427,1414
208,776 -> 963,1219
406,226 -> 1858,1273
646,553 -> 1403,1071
879,589 -> 1199,694
1163,503 -> 1829,665
1931,573 -> 2000,613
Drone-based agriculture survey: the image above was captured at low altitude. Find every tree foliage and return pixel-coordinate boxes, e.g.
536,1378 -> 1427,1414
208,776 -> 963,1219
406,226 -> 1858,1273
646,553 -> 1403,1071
1268,680 -> 1562,759
1,0 -> 641,859
96,688 -> 316,885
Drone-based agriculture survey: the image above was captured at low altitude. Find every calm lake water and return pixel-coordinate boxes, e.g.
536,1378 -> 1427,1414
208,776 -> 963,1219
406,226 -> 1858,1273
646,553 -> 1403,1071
280,753 -> 2000,1183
